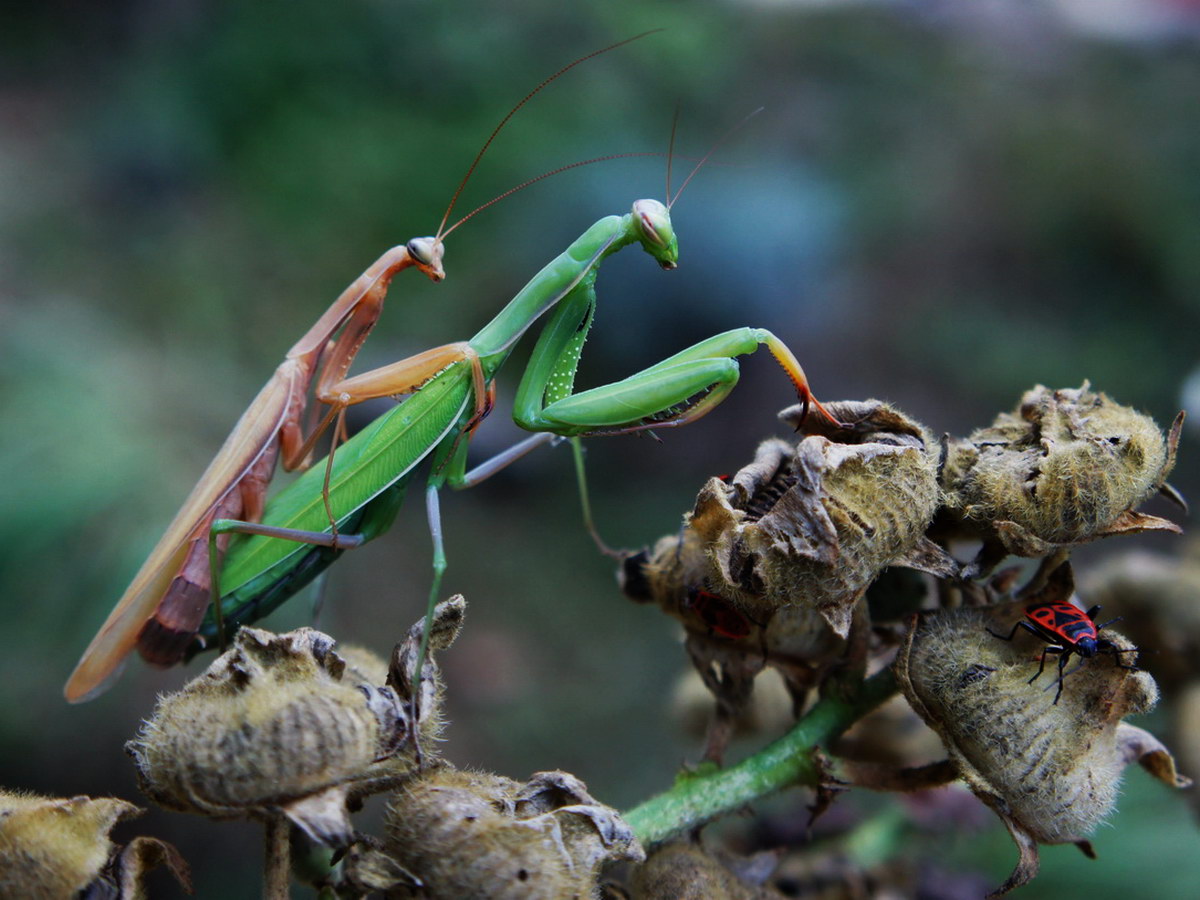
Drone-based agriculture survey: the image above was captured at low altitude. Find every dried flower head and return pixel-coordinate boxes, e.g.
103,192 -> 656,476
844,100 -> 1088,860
941,383 -> 1183,559
127,597 -> 465,846
1082,547 -> 1200,692
895,570 -> 1189,896
670,666 -> 794,742
629,840 -> 787,899
622,525 -> 848,762
624,527 -> 847,672
0,790 -> 189,898
358,767 -> 642,898
689,400 -> 949,638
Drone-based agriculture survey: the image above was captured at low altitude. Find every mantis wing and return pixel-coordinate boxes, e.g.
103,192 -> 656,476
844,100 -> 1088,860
63,366 -> 298,702
218,362 -> 473,596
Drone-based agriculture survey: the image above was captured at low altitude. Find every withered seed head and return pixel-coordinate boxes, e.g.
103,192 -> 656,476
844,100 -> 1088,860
1082,548 -> 1200,693
373,767 -> 643,898
0,790 -> 189,898
127,598 -> 465,847
690,400 -> 945,637
896,599 -> 1189,895
630,840 -> 788,899
670,666 -> 795,741
941,383 -> 1183,557
623,526 -> 847,701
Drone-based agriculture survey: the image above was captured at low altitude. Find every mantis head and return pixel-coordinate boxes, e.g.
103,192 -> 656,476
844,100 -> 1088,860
632,199 -> 678,270
406,237 -> 446,282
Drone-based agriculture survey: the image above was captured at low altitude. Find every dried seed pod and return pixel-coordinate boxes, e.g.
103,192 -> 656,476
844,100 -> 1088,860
690,400 -> 949,637
372,767 -> 643,898
1081,547 -> 1200,692
0,790 -> 189,898
941,383 -> 1183,559
622,527 -> 849,762
625,529 -> 846,668
127,597 -> 465,846
630,840 -> 787,899
670,666 -> 795,742
896,580 -> 1190,896
1172,682 -> 1200,821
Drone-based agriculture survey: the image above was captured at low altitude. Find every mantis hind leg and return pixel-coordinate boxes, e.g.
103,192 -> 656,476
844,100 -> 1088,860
207,518 -> 366,651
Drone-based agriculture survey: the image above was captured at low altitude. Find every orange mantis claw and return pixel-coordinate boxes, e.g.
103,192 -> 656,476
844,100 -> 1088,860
763,334 -> 845,430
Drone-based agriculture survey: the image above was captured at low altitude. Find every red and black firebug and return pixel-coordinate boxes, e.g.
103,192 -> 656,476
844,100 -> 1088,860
988,601 -> 1140,704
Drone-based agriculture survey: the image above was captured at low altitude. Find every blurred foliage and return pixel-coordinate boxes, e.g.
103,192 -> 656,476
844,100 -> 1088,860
1,0 -> 1197,896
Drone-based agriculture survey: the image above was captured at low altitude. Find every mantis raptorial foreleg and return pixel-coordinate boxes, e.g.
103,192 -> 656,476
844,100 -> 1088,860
522,327 -> 836,434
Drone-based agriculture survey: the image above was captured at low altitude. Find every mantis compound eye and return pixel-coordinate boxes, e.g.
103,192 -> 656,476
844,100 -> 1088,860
632,199 -> 670,246
407,237 -> 445,281
632,199 -> 678,269
406,237 -> 435,266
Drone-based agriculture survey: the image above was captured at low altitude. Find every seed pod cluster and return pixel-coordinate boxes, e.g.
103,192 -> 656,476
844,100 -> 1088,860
0,790 -> 189,898
690,400 -> 947,637
940,383 -> 1183,558
896,588 -> 1190,895
127,597 -> 465,847
354,767 -> 642,898
620,400 -> 950,759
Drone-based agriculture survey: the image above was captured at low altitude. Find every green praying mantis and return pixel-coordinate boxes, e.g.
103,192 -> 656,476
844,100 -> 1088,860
64,84 -> 839,707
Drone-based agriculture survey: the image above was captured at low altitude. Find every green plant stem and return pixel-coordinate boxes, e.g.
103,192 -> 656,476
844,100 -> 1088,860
625,666 -> 898,846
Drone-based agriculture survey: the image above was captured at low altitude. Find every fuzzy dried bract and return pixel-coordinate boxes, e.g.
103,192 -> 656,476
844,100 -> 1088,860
127,597 -> 465,847
623,525 -> 848,763
690,400 -> 947,638
353,767 -> 642,898
630,840 -> 786,899
1083,546 -> 1200,692
0,790 -> 190,899
895,586 -> 1189,896
940,383 -> 1183,558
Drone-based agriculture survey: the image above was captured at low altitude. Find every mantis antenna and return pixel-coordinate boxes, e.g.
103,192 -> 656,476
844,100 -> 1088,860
435,29 -> 663,241
666,106 -> 765,210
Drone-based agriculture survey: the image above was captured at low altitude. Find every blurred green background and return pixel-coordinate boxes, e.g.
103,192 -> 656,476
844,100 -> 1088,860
2,1 -> 1198,896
